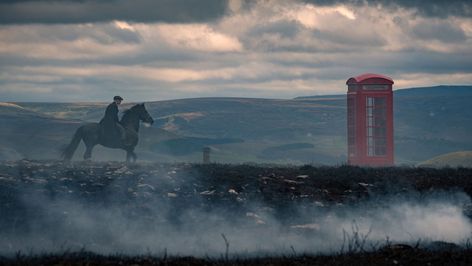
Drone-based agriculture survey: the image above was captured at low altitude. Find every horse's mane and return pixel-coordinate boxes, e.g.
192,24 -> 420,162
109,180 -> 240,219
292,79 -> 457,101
120,104 -> 143,125
123,104 -> 141,115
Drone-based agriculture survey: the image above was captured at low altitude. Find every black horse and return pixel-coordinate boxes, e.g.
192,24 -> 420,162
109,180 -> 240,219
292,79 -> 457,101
62,103 -> 154,162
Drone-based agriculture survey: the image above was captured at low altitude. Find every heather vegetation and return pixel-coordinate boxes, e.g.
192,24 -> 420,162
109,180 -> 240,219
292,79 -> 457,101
1,161 -> 471,265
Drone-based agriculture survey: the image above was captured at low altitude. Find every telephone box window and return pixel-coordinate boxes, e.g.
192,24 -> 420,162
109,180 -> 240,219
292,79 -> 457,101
366,97 -> 387,156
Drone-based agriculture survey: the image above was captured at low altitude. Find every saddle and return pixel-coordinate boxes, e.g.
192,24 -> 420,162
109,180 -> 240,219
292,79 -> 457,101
99,123 -> 127,147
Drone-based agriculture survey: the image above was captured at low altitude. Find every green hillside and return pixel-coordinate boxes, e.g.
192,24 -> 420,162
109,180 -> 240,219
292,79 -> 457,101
418,151 -> 472,168
5,85 -> 472,164
394,86 -> 472,163
18,97 -> 347,163
0,102 -> 177,161
0,102 -> 79,160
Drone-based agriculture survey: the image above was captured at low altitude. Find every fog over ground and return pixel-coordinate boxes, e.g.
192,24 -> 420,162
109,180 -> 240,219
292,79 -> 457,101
2,178 -> 471,256
0,0 -> 471,101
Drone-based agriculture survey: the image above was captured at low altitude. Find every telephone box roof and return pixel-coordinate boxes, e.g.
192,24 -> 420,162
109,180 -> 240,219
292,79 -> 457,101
346,73 -> 394,84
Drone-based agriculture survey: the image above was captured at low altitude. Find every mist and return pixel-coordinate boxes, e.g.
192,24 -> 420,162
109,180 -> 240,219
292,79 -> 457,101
1,164 -> 470,257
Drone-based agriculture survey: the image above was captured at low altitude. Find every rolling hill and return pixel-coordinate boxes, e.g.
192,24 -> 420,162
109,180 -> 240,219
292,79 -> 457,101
3,85 -> 471,164
0,102 -> 81,160
418,151 -> 472,168
0,102 -> 177,161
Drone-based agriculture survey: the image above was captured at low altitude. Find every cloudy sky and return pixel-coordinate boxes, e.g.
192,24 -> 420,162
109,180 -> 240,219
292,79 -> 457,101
0,0 -> 471,102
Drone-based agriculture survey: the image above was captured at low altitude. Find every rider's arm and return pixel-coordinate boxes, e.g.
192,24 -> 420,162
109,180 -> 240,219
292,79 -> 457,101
105,103 -> 119,122
111,104 -> 119,122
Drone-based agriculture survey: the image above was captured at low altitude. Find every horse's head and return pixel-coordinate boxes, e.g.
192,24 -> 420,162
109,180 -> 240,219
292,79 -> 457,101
136,103 -> 154,125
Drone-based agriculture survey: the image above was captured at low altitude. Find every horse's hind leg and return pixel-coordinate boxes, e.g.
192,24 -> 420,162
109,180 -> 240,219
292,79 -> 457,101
84,144 -> 95,161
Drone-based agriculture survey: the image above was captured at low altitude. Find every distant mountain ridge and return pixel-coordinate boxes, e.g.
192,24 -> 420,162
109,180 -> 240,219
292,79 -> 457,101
295,85 -> 472,99
394,85 -> 472,96
1,85 -> 471,164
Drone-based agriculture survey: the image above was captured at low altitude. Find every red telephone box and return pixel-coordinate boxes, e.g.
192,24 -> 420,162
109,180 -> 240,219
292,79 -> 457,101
346,73 -> 394,166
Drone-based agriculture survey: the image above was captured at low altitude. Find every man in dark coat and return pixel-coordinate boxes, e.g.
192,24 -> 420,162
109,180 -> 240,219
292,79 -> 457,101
99,96 -> 126,145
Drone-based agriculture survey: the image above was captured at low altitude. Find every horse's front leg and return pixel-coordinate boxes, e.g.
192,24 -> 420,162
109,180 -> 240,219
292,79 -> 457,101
125,148 -> 137,163
126,150 -> 132,163
84,144 -> 95,161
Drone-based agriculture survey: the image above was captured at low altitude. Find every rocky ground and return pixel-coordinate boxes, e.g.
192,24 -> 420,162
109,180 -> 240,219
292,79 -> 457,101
2,248 -> 472,266
1,160 -> 472,264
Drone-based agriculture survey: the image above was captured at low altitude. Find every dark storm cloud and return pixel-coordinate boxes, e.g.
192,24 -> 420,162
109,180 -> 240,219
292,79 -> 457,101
267,50 -> 472,76
0,0 -> 228,24
303,0 -> 472,18
412,21 -> 467,43
2,0 -> 471,25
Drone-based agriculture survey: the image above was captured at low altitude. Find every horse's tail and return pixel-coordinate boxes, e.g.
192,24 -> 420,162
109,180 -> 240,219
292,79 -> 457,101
61,126 -> 83,161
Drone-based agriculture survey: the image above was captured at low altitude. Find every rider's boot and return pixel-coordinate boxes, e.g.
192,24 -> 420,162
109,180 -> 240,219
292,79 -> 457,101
118,126 -> 131,146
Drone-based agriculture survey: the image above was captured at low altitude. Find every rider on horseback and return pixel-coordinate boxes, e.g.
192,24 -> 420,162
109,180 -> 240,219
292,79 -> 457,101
99,96 -> 126,146
62,99 -> 154,162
